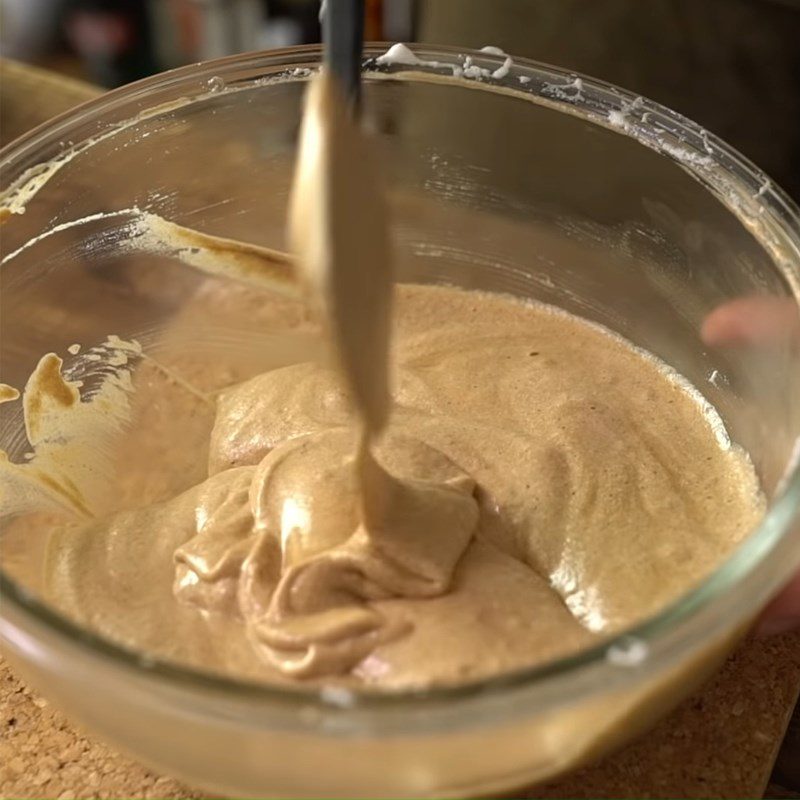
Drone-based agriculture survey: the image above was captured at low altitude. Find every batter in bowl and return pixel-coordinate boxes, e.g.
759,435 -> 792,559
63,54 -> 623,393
7,271 -> 763,689
1,74 -> 764,690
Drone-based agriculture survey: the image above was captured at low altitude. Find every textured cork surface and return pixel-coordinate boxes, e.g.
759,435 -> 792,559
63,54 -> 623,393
1,57 -> 799,800
2,634 -> 798,799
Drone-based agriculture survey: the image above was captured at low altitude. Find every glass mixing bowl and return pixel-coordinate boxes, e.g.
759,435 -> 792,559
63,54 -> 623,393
1,45 -> 799,799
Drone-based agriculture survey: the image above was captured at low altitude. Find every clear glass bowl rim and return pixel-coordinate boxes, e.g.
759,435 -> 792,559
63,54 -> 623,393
1,43 -> 799,724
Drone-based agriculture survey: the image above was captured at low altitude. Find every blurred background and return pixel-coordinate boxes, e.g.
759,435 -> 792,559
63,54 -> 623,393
0,0 -> 799,199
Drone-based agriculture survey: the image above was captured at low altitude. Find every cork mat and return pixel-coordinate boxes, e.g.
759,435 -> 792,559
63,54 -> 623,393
1,58 -> 799,799
1,634 -> 798,799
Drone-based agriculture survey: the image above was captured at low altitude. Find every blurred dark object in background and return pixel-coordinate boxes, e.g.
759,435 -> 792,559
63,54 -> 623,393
0,0 -> 797,194
418,0 -> 800,200
0,0 -> 412,84
155,0 -> 397,63
64,0 -> 158,87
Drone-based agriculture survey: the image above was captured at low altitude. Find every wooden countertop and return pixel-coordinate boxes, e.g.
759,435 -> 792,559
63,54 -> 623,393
1,57 -> 799,799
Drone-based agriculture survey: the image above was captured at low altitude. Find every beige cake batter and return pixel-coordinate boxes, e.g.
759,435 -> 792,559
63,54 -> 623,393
1,75 -> 764,691
0,272 -> 762,689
